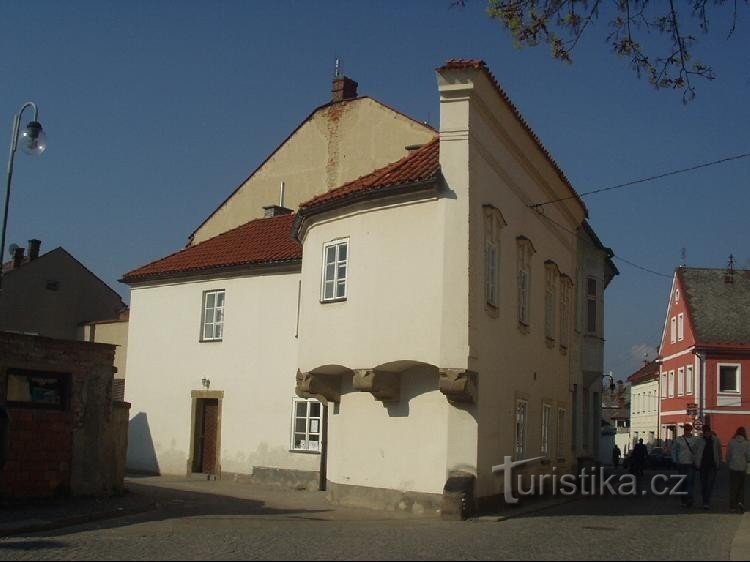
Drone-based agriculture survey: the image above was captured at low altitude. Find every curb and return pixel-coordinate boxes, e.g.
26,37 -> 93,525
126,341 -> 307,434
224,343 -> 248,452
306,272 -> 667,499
0,502 -> 157,537
470,495 -> 580,522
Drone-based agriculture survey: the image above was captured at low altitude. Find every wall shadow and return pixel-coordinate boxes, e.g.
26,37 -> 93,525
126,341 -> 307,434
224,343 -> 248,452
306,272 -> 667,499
126,412 -> 160,475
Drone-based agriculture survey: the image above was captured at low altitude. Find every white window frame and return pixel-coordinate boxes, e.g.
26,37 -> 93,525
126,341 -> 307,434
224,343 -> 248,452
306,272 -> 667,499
517,239 -> 533,327
677,367 -> 685,396
660,373 -> 667,398
718,363 -> 741,395
321,239 -> 349,302
559,275 -> 571,350
485,239 -> 498,307
541,403 -> 552,457
585,277 -> 598,335
686,365 -> 694,395
200,289 -> 225,342
515,399 -> 528,460
677,313 -> 685,341
668,370 -> 675,397
290,397 -> 323,453
544,263 -> 558,342
556,408 -> 566,459
670,316 -> 677,343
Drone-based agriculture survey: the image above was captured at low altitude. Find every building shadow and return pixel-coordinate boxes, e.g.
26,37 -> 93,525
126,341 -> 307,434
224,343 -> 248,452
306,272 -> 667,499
127,412 -> 160,475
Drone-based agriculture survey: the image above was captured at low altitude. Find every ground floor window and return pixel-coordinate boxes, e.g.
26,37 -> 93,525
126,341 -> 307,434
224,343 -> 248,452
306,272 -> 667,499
291,398 -> 323,452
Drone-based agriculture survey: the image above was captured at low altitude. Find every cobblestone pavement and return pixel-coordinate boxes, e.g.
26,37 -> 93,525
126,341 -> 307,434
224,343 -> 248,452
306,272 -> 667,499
0,470 -> 745,560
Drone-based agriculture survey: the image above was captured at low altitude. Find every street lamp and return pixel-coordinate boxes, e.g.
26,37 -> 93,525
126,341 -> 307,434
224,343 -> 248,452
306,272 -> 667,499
1,102 -> 47,292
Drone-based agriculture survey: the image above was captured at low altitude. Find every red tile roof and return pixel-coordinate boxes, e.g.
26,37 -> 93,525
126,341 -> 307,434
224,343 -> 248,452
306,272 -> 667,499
122,214 -> 301,284
438,59 -> 587,216
299,137 -> 440,211
627,360 -> 659,385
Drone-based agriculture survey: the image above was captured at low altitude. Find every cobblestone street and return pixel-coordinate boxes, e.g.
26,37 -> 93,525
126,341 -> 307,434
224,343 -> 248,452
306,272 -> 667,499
0,471 -> 746,561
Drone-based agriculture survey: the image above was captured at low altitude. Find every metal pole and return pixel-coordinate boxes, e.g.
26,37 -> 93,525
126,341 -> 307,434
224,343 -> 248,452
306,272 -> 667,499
0,102 -> 39,293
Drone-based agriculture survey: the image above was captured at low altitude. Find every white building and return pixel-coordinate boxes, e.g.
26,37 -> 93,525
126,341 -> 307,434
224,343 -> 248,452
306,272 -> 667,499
628,360 -> 660,447
123,60 -> 616,516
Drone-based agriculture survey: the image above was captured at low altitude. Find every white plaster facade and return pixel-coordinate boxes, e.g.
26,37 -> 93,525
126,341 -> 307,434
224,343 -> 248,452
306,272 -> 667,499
630,378 -> 659,445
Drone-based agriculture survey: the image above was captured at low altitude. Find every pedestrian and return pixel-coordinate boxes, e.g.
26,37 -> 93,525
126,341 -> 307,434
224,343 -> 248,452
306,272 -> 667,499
631,438 -> 648,478
695,425 -> 721,510
671,423 -> 698,507
612,444 -> 622,469
727,427 -> 750,512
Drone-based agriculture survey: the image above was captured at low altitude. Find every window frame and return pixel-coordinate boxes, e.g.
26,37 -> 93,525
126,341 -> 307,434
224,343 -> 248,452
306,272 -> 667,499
585,277 -> 598,335
559,275 -> 572,350
677,313 -> 685,341
544,262 -> 558,344
515,399 -> 529,460
290,397 -> 324,453
557,407 -> 566,459
660,373 -> 667,398
6,368 -> 71,411
321,238 -> 349,303
668,370 -> 675,398
686,365 -> 694,395
541,403 -> 552,457
200,289 -> 226,342
717,364 -> 741,395
516,237 -> 535,328
670,316 -> 677,344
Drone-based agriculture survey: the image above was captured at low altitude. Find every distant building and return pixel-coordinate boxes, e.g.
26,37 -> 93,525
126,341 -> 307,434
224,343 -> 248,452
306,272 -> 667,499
1,240 -> 126,340
658,264 -> 750,446
80,309 -> 130,401
628,360 -> 659,446
600,380 -> 630,462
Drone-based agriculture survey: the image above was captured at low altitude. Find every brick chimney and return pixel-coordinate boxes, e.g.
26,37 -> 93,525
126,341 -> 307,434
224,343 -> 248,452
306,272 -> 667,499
28,239 -> 41,261
332,75 -> 358,102
12,247 -> 24,269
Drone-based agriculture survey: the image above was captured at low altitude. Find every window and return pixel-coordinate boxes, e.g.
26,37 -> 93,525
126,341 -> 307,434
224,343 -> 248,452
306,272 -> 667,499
559,275 -> 572,349
544,262 -> 558,342
660,373 -> 667,398
677,313 -> 685,341
485,240 -> 498,307
541,403 -> 552,457
586,278 -> 598,334
668,370 -> 675,397
719,365 -> 740,393
517,237 -> 535,327
515,399 -> 528,459
201,290 -> 225,341
291,398 -> 323,452
557,408 -> 566,457
322,239 -> 348,301
6,369 -> 70,410
670,317 -> 677,343
677,367 -> 685,396
483,205 -> 505,311
687,365 -> 694,395
675,289 -> 680,304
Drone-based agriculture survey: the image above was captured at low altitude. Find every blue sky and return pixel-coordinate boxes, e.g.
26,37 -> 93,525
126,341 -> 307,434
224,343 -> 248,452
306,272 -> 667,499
2,1 -> 748,380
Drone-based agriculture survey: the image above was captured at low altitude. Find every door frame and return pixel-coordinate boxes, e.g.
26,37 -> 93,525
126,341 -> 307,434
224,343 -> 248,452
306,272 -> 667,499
187,390 -> 224,477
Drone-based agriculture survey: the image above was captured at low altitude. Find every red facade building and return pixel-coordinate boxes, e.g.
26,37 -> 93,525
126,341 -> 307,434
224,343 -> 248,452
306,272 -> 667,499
658,265 -> 750,447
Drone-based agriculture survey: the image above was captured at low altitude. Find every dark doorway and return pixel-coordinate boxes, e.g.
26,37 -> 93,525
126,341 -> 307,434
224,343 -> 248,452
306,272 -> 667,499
192,398 -> 219,474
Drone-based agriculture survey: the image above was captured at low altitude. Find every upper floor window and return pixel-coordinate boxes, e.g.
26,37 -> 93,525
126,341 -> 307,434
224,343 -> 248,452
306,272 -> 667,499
660,373 -> 667,398
484,206 -> 506,311
675,289 -> 680,304
668,370 -> 675,397
677,313 -> 685,341
559,275 -> 572,350
515,399 -> 528,460
544,261 -> 559,343
719,364 -> 741,394
322,239 -> 348,302
201,290 -> 225,341
517,236 -> 535,327
677,367 -> 685,396
670,316 -> 677,343
541,403 -> 552,457
686,365 -> 694,395
586,278 -> 598,334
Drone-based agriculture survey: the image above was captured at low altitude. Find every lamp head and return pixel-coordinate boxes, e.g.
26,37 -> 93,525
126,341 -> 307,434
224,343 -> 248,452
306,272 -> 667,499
20,121 -> 47,155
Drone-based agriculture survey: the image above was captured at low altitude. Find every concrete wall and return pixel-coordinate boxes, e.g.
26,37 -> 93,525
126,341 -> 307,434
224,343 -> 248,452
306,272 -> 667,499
0,332 -> 125,498
125,270 -> 319,478
192,98 -> 435,245
0,248 -> 125,340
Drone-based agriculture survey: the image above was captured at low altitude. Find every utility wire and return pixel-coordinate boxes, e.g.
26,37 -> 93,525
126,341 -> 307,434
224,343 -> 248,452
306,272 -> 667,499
530,151 -> 750,209
533,208 -> 673,279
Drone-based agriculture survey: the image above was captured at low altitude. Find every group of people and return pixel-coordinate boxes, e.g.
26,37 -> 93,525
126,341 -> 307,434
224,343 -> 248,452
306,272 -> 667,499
671,423 -> 750,511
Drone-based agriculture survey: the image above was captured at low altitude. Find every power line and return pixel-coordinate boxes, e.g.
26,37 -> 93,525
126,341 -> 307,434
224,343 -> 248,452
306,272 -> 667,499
530,151 -> 750,209
533,208 -> 673,279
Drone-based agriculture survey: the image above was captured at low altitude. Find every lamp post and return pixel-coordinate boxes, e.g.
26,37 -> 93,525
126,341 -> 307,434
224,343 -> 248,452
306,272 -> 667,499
1,102 -> 47,292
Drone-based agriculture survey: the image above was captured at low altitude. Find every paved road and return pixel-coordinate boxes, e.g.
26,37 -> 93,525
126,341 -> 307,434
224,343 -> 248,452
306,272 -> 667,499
0,470 -> 744,560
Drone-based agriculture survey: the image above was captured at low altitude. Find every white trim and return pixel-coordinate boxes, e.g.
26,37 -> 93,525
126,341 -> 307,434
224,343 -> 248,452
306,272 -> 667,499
703,410 -> 750,415
660,410 -> 689,417
717,363 -> 741,394
677,313 -> 685,341
660,347 -> 696,362
659,274 -> 678,352
321,238 -> 349,302
290,397 -> 323,453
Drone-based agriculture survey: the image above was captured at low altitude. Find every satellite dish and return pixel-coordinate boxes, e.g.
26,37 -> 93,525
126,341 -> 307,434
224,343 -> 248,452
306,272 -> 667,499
8,243 -> 19,255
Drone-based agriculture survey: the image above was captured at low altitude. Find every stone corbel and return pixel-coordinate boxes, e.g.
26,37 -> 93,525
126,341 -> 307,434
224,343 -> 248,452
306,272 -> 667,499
439,369 -> 478,404
295,370 -> 341,404
352,369 -> 400,402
